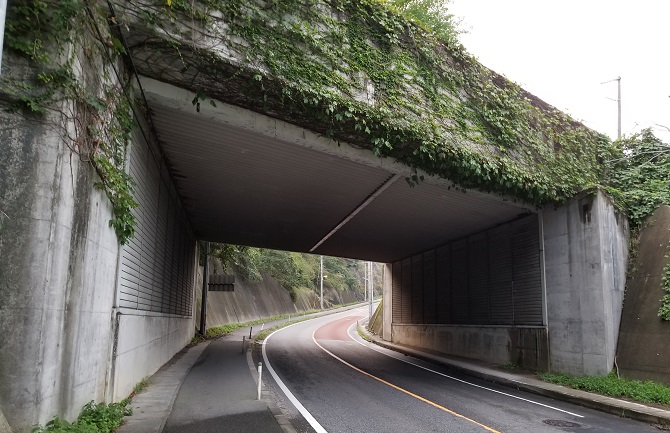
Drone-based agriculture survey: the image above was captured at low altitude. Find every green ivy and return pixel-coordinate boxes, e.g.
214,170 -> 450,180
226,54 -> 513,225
660,256 -> 670,321
600,129 -> 670,319
126,0 -> 604,205
2,0 -> 138,244
0,0 -> 623,244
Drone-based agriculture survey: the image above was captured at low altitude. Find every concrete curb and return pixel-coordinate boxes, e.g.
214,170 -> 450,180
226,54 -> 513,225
117,340 -> 211,433
359,325 -> 670,427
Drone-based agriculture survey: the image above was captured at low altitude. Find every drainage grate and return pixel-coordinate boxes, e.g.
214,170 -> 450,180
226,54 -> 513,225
542,419 -> 582,428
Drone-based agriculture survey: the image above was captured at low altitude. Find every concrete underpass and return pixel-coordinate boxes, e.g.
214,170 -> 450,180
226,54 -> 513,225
0,1 -> 629,430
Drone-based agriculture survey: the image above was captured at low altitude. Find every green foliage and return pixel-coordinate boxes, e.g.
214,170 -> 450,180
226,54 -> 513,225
385,0 -> 461,45
660,256 -> 670,321
137,0 -> 602,205
31,401 -> 131,433
539,371 -> 670,406
599,129 -> 670,320
212,243 -> 375,300
3,0 -> 138,244
602,129 -> 670,227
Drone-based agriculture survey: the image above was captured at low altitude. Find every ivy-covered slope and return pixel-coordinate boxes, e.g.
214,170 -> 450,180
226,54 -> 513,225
117,0 -> 607,205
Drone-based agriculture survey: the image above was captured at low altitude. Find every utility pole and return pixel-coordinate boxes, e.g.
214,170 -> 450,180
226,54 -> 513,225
0,0 -> 6,74
319,255 -> 324,309
601,76 -> 622,139
199,242 -> 210,335
368,262 -> 374,319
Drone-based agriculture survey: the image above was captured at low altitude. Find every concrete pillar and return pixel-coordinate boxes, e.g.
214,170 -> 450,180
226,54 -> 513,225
382,263 -> 393,341
543,190 -> 628,375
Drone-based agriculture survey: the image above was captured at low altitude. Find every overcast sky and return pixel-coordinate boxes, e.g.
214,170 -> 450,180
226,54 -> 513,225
447,0 -> 670,142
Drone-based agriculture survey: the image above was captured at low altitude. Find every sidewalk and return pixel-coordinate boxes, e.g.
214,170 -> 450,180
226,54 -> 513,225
359,325 -> 670,427
117,304 -> 365,433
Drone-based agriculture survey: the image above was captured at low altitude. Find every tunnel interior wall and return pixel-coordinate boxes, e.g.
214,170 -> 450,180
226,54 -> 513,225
542,190 -> 629,376
388,214 -> 548,370
110,114 -> 198,402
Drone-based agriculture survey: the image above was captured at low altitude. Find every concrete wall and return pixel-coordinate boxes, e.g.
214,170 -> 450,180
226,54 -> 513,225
382,264 -> 393,341
195,265 -> 361,329
391,325 -> 548,370
616,206 -> 670,385
542,190 -> 629,375
112,313 -> 195,401
0,51 -> 200,430
0,72 -> 120,430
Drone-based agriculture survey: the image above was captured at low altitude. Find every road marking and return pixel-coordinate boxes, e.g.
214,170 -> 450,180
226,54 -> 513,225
346,323 -> 584,419
262,323 -> 329,433
312,331 -> 502,433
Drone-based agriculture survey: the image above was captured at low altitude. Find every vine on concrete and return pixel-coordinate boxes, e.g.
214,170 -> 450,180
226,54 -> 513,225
600,128 -> 670,319
112,0 -> 604,205
3,0 -> 614,243
2,0 -> 138,244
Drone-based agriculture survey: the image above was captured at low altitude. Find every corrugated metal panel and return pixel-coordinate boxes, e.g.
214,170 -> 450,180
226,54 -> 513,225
401,258 -> 412,324
488,223 -> 514,324
392,261 -> 402,323
422,250 -> 436,324
512,216 -> 542,325
411,254 -> 423,324
468,232 -> 489,324
451,239 -> 468,324
117,128 -> 196,317
435,245 -> 451,324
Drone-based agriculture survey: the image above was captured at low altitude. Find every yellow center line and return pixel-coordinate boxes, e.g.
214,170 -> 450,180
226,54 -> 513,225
312,331 -> 503,433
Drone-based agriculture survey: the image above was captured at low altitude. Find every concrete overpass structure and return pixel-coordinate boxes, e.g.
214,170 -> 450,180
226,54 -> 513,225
0,0 -> 627,430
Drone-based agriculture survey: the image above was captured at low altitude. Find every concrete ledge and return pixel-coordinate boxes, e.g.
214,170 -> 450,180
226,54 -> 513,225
361,325 -> 670,427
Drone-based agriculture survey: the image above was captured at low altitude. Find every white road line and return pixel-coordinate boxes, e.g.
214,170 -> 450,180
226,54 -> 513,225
262,323 -> 329,433
346,323 -> 584,419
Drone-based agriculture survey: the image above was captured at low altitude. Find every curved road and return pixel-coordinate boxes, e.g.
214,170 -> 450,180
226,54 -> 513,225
261,306 -> 659,433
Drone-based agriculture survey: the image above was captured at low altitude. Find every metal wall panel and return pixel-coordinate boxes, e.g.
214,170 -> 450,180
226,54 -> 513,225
488,224 -> 514,324
392,261 -> 402,323
435,245 -> 451,324
401,258 -> 412,324
390,214 -> 542,327
512,216 -> 543,325
117,129 -> 196,317
422,250 -> 436,324
411,254 -> 424,324
468,232 -> 489,324
451,239 -> 469,324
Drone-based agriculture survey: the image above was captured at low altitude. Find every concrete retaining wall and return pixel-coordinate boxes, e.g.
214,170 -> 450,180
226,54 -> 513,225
616,206 -> 670,385
0,74 -> 120,429
195,267 -> 361,329
542,190 -> 629,375
391,325 -> 548,370
112,313 -> 195,401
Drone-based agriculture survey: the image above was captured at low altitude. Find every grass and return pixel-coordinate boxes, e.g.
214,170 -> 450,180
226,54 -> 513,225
189,310 -> 322,345
31,375 -> 152,432
31,401 -> 132,433
356,323 -> 372,342
255,317 -> 312,341
192,302 -> 365,345
539,371 -> 670,406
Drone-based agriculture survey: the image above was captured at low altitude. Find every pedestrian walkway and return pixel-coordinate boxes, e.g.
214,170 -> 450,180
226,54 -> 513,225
118,306 -> 670,432
117,304 -> 364,433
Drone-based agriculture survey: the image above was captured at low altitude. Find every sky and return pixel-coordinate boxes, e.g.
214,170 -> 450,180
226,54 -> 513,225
447,0 -> 670,142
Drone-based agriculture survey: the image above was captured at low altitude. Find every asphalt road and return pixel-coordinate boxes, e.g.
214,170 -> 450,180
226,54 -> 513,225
260,306 -> 660,433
